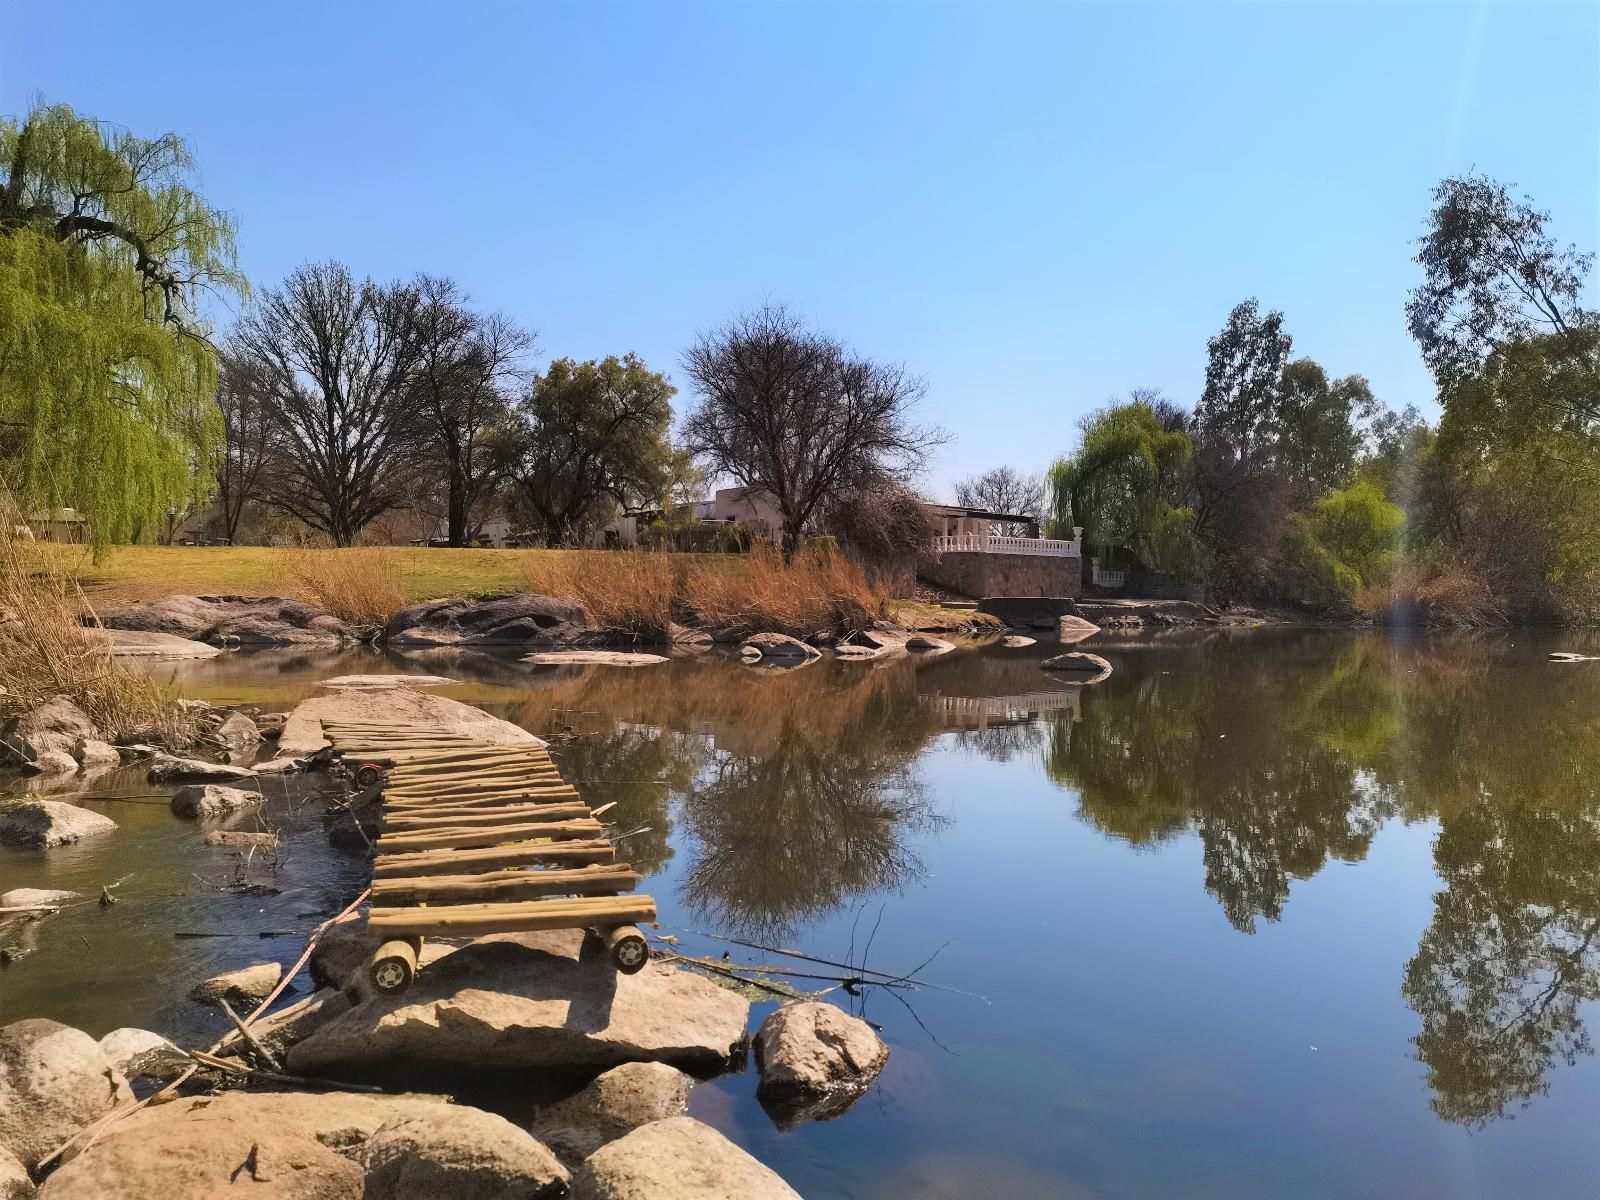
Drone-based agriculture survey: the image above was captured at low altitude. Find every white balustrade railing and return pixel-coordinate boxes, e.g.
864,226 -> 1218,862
931,534 -> 1080,558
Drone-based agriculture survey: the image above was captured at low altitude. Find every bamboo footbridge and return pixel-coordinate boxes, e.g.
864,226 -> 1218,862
320,718 -> 656,994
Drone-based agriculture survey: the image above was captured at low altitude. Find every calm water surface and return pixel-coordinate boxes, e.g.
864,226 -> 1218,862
4,630 -> 1600,1199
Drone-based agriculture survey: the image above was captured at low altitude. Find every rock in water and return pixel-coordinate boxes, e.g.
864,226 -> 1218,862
754,1001 -> 889,1128
363,1106 -> 568,1199
570,1117 -> 801,1200
212,712 -> 260,756
384,594 -> 590,647
530,1061 -> 692,1167
96,1029 -> 190,1089
0,698 -> 97,774
0,801 -> 116,848
1040,651 -> 1113,682
0,889 -> 82,909
523,651 -> 668,667
202,830 -> 279,851
288,933 -> 749,1079
101,629 -> 222,658
0,1019 -> 134,1171
1000,634 -> 1036,648
1057,614 -> 1102,644
189,961 -> 282,1008
737,633 -> 820,661
94,594 -> 355,646
147,754 -> 258,784
905,635 -> 955,653
0,1144 -> 32,1200
170,783 -> 263,819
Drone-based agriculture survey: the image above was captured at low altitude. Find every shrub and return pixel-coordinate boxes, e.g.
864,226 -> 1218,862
1355,553 -> 1506,627
281,547 -> 407,635
0,503 -> 198,746
683,543 -> 884,637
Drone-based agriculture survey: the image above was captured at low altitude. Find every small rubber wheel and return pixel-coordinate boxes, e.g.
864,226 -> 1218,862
354,763 -> 383,788
610,930 -> 649,974
368,938 -> 419,993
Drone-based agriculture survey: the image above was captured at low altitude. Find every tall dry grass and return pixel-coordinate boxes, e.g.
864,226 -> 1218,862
0,506 -> 198,746
683,543 -> 884,637
281,547 -> 408,636
1355,555 -> 1507,628
519,551 -> 679,641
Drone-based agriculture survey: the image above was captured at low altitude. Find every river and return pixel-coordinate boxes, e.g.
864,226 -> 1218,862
3,629 -> 1600,1199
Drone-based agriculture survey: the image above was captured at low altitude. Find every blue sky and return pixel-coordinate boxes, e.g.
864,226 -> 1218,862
7,2 -> 1597,494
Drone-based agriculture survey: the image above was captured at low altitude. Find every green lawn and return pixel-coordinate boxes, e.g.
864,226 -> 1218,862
66,545 -> 541,606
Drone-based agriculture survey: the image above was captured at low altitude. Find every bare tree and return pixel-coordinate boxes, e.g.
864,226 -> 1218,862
953,466 -> 1043,533
213,348 -> 275,542
681,303 -> 944,558
233,262 -> 426,545
408,275 -> 533,546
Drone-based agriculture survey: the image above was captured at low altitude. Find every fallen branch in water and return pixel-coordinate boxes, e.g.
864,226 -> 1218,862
218,998 -> 283,1072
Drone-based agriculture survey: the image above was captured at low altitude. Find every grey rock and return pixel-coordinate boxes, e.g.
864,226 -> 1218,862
213,712 -> 260,755
754,1001 -> 889,1129
0,1019 -> 133,1171
102,629 -> 222,659
202,829 -> 279,851
147,753 -> 257,784
170,783 -> 262,819
74,739 -> 121,770
523,651 -> 668,667
1058,614 -> 1102,644
319,674 -> 461,689
363,1106 -> 568,1199
832,643 -> 883,660
251,756 -> 304,775
737,633 -> 820,661
1040,651 -> 1113,681
96,1029 -> 188,1087
0,1144 -> 32,1200
0,698 -> 95,774
669,623 -> 713,647
0,889 -> 82,909
531,1061 -> 691,1168
308,921 -> 455,993
1000,634 -> 1036,648
0,801 -> 116,849
905,634 -> 955,653
226,988 -> 353,1060
95,594 -> 356,646
570,1116 -> 801,1200
289,933 -> 749,1078
189,961 -> 282,1008
384,593 -> 590,647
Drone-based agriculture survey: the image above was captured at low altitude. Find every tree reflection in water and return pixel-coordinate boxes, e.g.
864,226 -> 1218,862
1040,631 -> 1600,1125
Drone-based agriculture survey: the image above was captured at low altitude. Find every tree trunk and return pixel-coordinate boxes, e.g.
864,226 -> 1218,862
446,440 -> 469,547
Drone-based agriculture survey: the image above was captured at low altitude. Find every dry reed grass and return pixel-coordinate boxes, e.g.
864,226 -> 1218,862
683,543 -> 884,637
1355,555 -> 1507,628
518,551 -> 678,641
0,504 -> 198,746
280,547 -> 408,636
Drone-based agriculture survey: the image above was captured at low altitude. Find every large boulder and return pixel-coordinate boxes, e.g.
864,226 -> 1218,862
753,1001 -> 889,1128
530,1062 -> 692,1168
308,922 -> 455,993
147,753 -> 258,784
737,633 -> 820,661
96,1029 -> 189,1091
0,1019 -> 134,1171
278,687 -> 545,758
218,988 -> 352,1061
384,594 -> 590,648
362,1106 -> 568,1199
288,933 -> 749,1080
0,1145 -> 31,1200
0,801 -> 116,849
101,629 -> 222,659
0,698 -> 96,774
211,712 -> 261,757
189,961 -> 282,1009
170,783 -> 262,819
570,1117 -> 801,1200
95,595 -> 356,646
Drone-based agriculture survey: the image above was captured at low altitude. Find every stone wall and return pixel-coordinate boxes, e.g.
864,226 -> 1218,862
918,552 -> 1083,599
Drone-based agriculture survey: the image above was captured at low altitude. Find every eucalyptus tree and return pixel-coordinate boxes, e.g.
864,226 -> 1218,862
0,101 -> 245,542
681,303 -> 944,558
233,262 -> 426,545
408,275 -> 532,545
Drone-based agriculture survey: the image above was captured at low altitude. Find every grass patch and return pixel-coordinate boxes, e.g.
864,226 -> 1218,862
281,547 -> 409,635
520,551 -> 680,641
683,543 -> 884,637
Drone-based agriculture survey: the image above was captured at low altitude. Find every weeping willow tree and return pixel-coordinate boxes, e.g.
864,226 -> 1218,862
1046,394 -> 1202,575
0,101 -> 244,544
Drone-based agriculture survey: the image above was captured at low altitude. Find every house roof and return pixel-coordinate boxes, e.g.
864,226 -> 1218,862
925,503 -> 1038,524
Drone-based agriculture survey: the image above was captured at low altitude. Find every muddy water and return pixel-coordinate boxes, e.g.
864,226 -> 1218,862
5,631 -> 1600,1199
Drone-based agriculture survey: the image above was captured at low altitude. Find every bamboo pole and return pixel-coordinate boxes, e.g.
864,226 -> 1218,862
383,803 -> 591,830
373,818 -> 604,853
371,865 -> 640,904
383,788 -> 582,810
369,895 -> 656,936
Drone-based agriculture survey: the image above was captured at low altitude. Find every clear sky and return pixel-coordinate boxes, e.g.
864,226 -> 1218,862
7,2 -> 1598,495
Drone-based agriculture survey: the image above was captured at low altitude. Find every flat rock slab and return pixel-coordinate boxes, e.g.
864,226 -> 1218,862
0,888 -> 83,908
100,629 -> 222,658
189,960 -> 282,1008
319,674 -> 461,689
385,594 -> 589,647
147,754 -> 258,784
170,783 -> 262,818
288,935 -> 750,1080
363,1105 -> 569,1199
96,594 -> 355,646
531,1061 -> 692,1167
1041,651 -> 1113,682
278,688 -> 546,757
1000,635 -> 1036,648
524,651 -> 668,667
0,801 -> 116,848
738,633 -> 820,660
570,1116 -> 801,1200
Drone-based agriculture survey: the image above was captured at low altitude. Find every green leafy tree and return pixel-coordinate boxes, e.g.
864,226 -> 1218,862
0,102 -> 245,542
497,354 -> 682,545
1046,395 -> 1200,575
1281,479 -> 1404,601
1277,360 -> 1378,503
